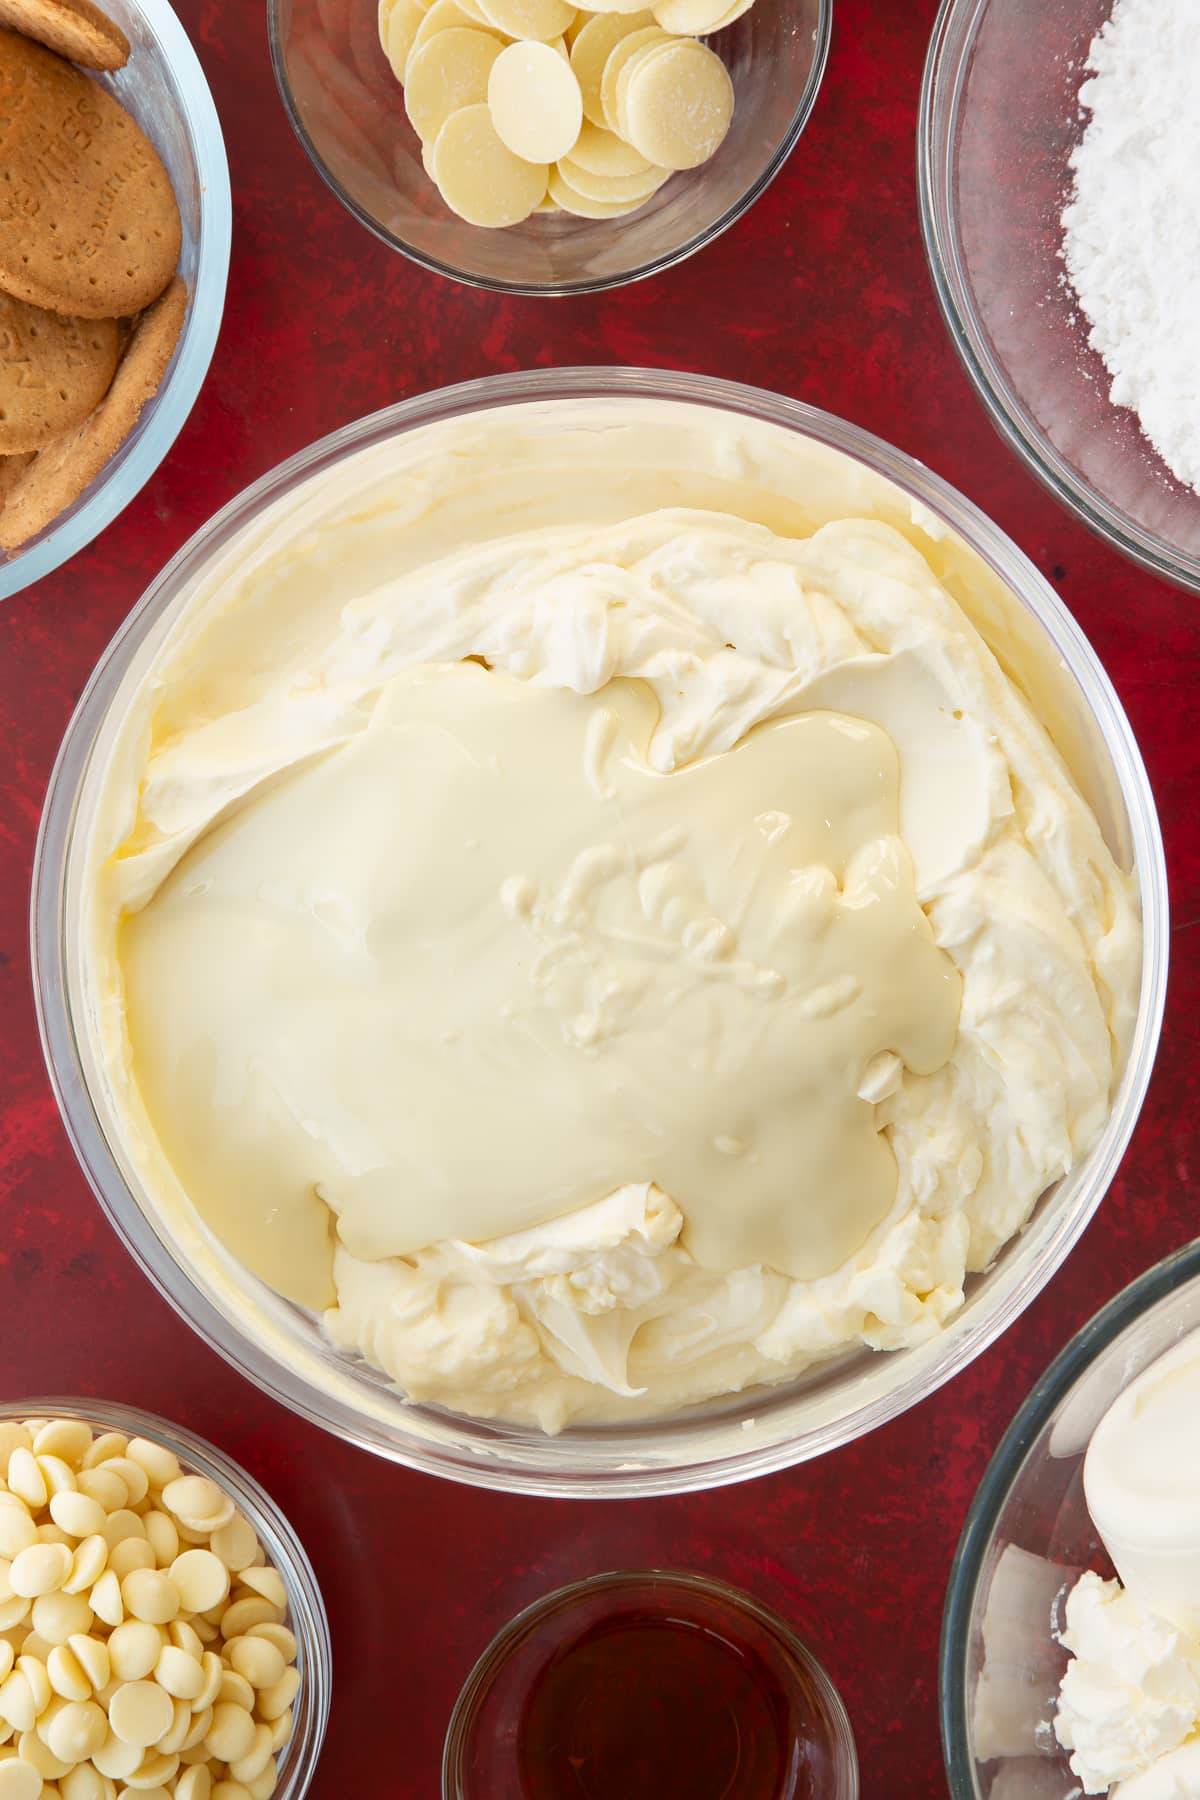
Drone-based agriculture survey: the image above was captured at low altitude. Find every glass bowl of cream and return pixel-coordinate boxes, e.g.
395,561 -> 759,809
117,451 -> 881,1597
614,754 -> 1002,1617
940,1239 -> 1200,1799
919,0 -> 1200,593
32,368 -> 1167,1496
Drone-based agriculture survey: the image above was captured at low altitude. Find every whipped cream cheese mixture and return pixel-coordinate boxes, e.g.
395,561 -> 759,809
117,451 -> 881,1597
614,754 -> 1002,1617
82,400 -> 1140,1431
1056,1330 -> 1200,1794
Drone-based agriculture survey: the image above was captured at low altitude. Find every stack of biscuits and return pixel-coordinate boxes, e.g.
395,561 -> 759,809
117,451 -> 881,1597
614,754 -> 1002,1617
0,0 -> 187,555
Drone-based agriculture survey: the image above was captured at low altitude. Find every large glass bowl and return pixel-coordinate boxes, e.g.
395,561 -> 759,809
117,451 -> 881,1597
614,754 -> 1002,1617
268,0 -> 831,295
0,0 -> 232,604
0,1397 -> 331,1800
32,367 -> 1168,1498
919,0 -> 1200,592
940,1240 -> 1200,1799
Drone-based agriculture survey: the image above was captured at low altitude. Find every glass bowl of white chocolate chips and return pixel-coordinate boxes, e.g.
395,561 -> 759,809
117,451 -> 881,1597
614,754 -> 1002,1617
266,0 -> 831,293
32,367 -> 1167,1496
0,1401 -> 330,1800
940,1240 -> 1200,1800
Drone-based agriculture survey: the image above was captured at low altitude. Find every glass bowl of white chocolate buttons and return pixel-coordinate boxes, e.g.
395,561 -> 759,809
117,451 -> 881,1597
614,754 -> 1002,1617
940,1240 -> 1200,1800
267,0 -> 832,293
0,1402 -> 329,1800
32,368 -> 1167,1498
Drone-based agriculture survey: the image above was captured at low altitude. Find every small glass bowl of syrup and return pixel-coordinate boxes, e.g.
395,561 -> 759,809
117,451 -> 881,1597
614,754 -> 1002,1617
442,1569 -> 859,1800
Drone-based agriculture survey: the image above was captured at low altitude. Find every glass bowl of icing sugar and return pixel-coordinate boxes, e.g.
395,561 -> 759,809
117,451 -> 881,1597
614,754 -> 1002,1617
920,0 -> 1200,593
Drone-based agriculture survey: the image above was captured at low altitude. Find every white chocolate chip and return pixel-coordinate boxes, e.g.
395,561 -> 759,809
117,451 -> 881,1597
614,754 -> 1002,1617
125,1443 -> 181,1494
0,1759 -> 43,1800
108,1678 -> 174,1748
49,1493 -> 107,1543
108,1622 -> 163,1685
46,1696 -> 107,1762
205,1701 -> 257,1763
154,1645 -> 205,1701
168,1554 -> 228,1618
10,1544 -> 72,1599
6,1453 -> 47,1513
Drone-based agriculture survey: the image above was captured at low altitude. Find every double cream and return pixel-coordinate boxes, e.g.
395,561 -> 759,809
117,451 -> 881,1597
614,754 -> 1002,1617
81,399 -> 1141,1430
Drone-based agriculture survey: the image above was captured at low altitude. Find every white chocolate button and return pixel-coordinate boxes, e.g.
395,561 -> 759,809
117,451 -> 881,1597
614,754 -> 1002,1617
17,1724 -> 73,1778
133,1749 -> 180,1788
208,1519 -> 256,1577
255,1667 -> 300,1723
61,1760 -> 109,1800
81,1432 -> 128,1471
155,1645 -> 205,1702
548,164 -> 654,214
46,1644 -> 90,1701
433,104 -> 548,225
160,1481 -> 222,1528
140,1515 -> 178,1572
121,1570 -> 178,1627
0,1516 -> 37,1561
193,1655 -> 223,1715
598,23 -> 668,129
6,1453 -> 47,1512
108,1541 -> 155,1582
226,1637 -> 284,1691
100,1513 -> 144,1554
16,1657 -> 50,1717
62,1537 -> 107,1598
556,154 -> 664,202
410,0 -> 491,59
404,26 -> 505,141
108,1623 -> 163,1684
619,35 -> 731,166
10,1543 -> 72,1599
569,9 -> 653,124
31,1590 -> 93,1646
92,1728 -> 144,1779
205,1702 -> 256,1764
67,1634 -> 109,1696
652,0 -> 735,29
98,1461 -> 148,1509
230,1569 -> 286,1612
383,0 -> 426,76
108,1679 -> 173,1748
88,1573 -> 123,1632
76,1472 -> 126,1515
48,1494 -> 107,1543
228,1721 -> 273,1785
0,1670 -> 36,1733
167,1620 -> 202,1660
176,1767 -> 213,1800
168,1554 -> 228,1618
218,1600 -> 277,1641
46,1696 -> 107,1762
0,1426 -> 32,1476
216,1670 -> 255,1713
566,117 -> 652,174
476,0 -> 575,39
36,1457 -> 77,1500
488,40 -> 582,161
0,1760 -> 42,1800
124,1443 -> 180,1493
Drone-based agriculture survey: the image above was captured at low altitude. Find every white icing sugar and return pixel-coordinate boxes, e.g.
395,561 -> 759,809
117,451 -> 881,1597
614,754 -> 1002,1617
1061,0 -> 1200,493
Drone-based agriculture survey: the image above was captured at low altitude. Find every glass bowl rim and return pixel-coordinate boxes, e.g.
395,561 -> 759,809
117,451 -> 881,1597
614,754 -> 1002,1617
31,364 -> 1169,1499
440,1566 -> 860,1799
265,0 -> 833,298
916,0 -> 1200,596
938,1236 -> 1200,1796
0,0 -> 233,605
0,1394 -> 332,1800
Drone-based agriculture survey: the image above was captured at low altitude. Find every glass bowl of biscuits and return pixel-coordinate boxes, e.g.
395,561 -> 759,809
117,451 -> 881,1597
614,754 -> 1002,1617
268,0 -> 831,294
0,0 -> 232,603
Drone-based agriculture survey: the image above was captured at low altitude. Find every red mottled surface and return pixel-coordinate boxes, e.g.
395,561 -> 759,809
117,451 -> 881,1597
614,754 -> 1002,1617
0,2 -> 1191,1795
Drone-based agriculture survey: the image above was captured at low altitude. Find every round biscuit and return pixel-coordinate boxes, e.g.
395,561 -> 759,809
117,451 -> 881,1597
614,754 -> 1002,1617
0,293 -> 120,453
0,0 -> 129,70
0,275 -> 186,551
0,29 -> 181,317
